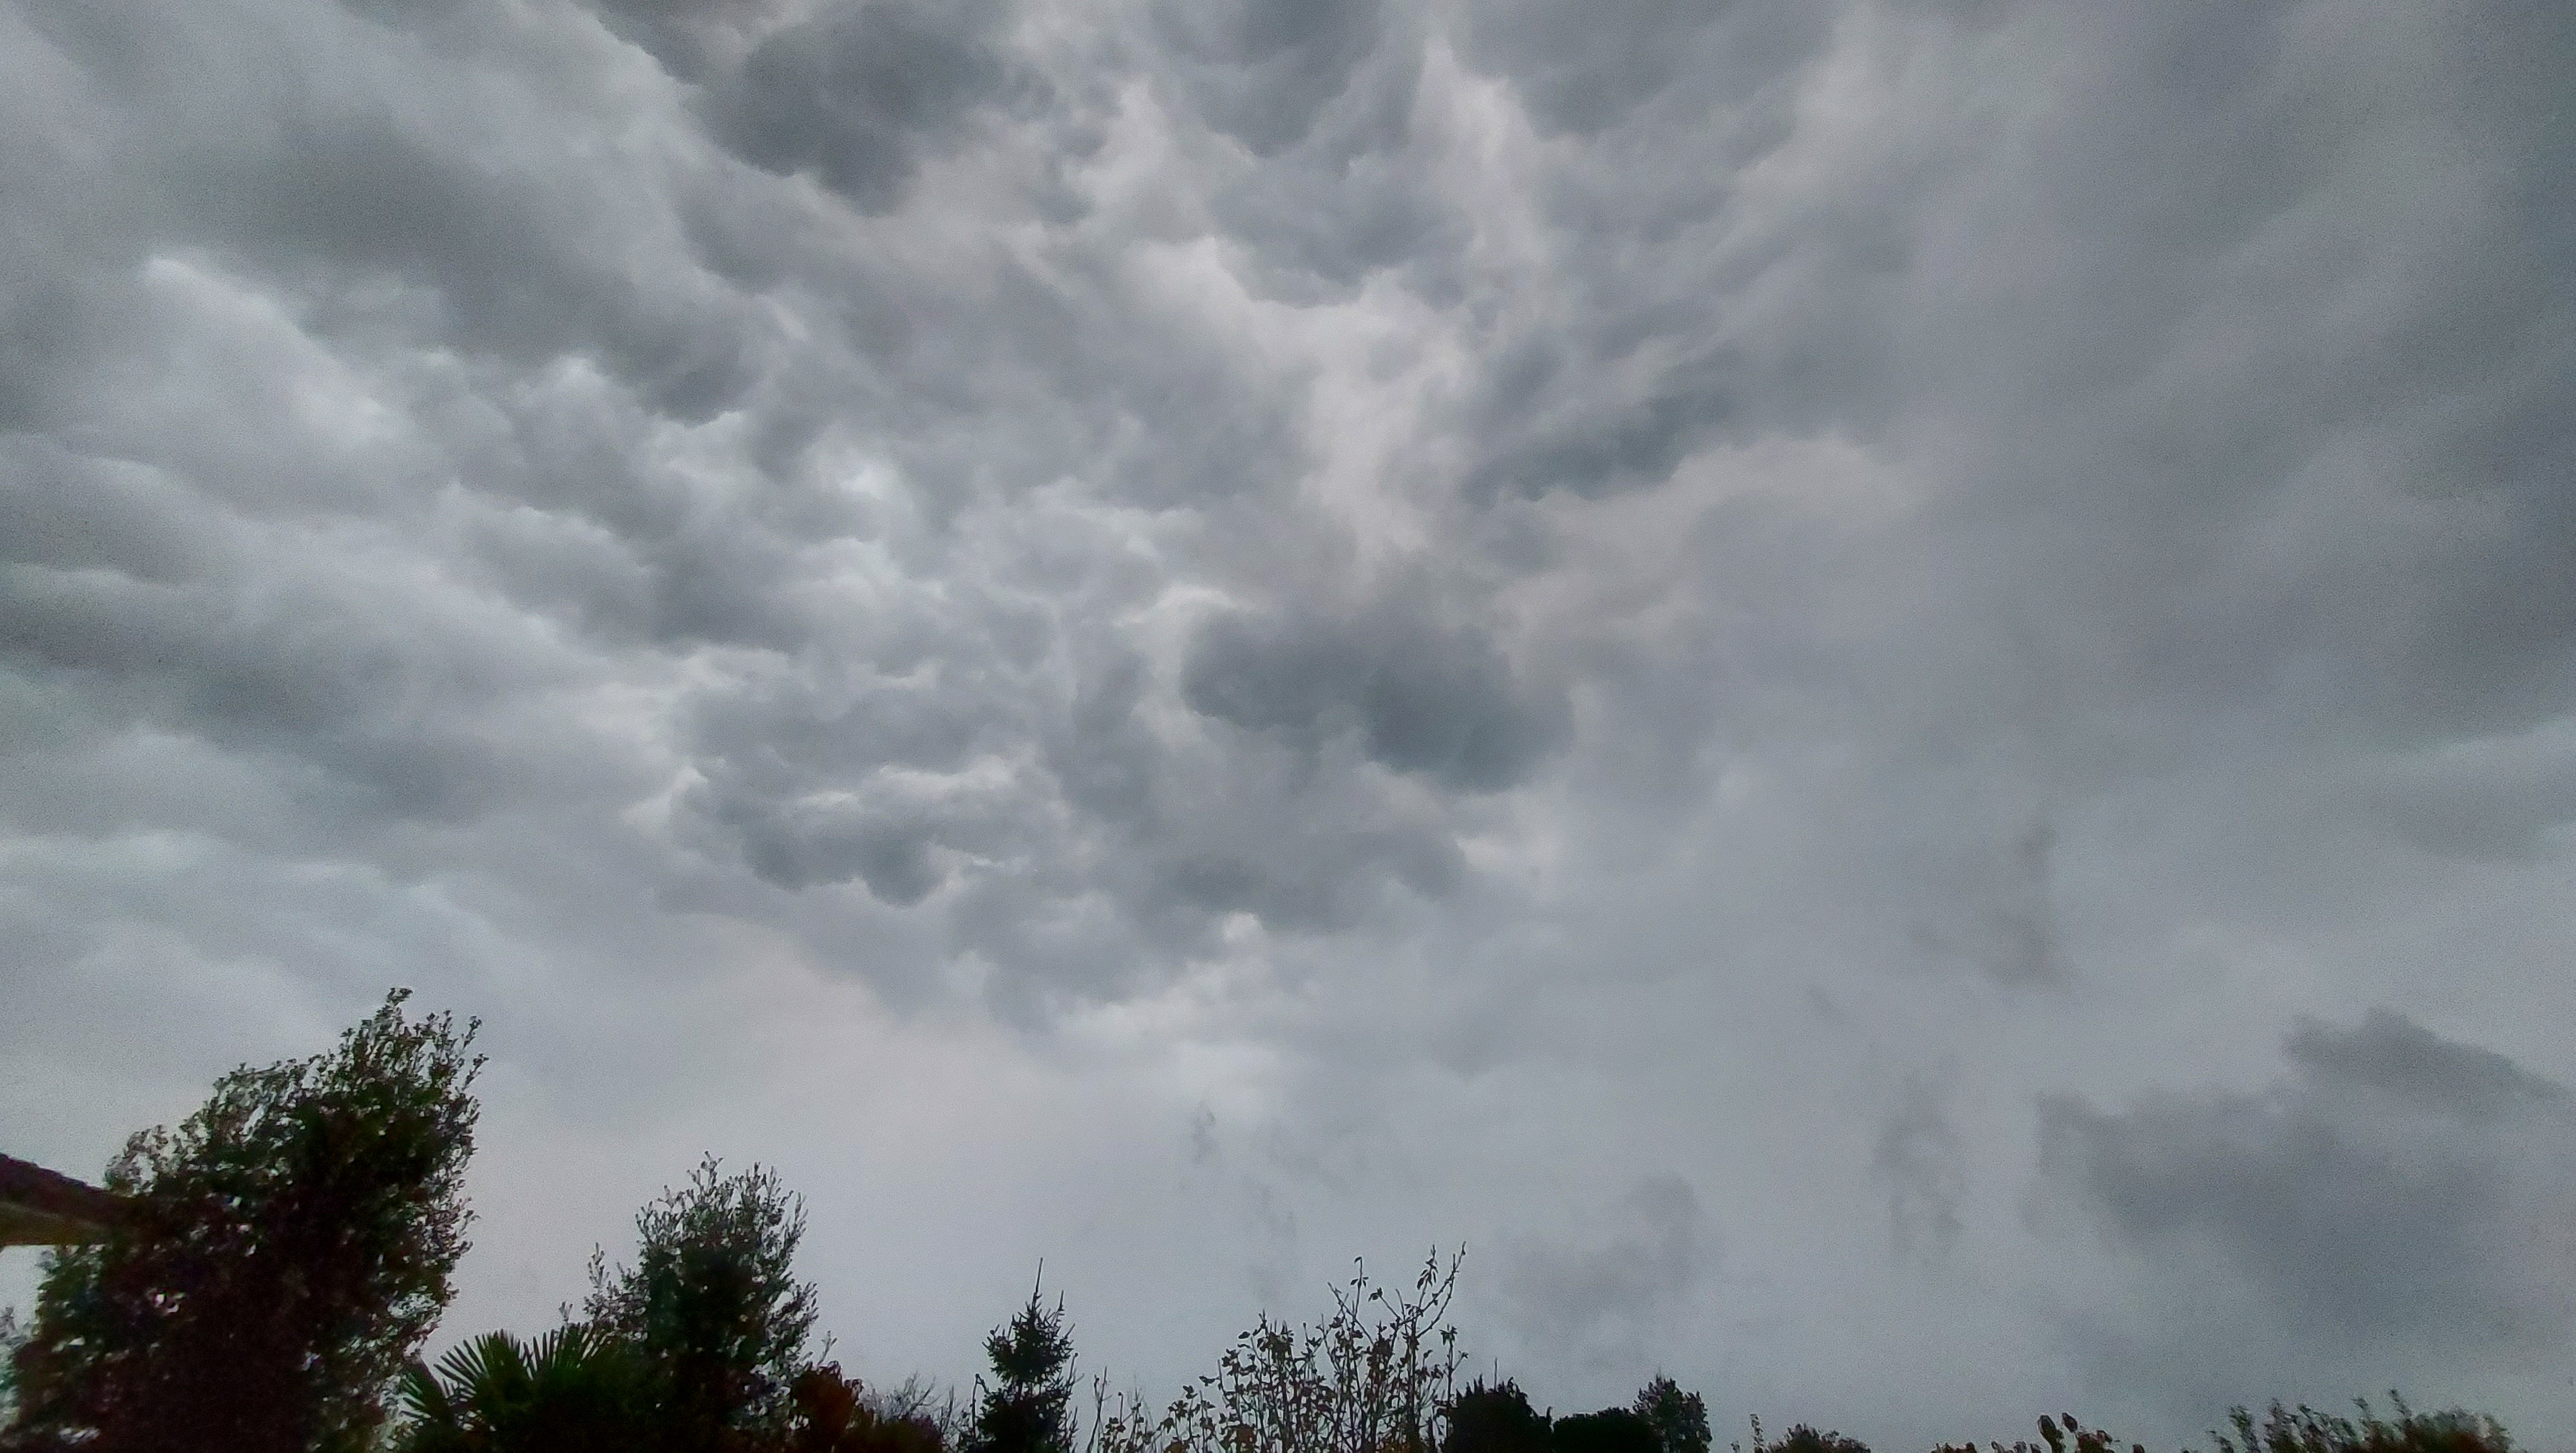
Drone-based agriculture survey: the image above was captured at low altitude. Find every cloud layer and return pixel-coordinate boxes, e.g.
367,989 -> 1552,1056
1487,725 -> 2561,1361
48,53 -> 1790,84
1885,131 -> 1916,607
3,0 -> 2571,1445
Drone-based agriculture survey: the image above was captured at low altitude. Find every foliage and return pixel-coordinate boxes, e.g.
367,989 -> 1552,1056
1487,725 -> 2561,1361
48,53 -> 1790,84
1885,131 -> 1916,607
1443,1380 -> 1551,1453
1094,1250 -> 1465,1453
1933,1412 -> 2120,1453
1556,1410 -> 1659,1453
0,1310 -> 21,1425
785,1363 -> 951,1453
1925,1402 -> 2514,1453
2208,1399 -> 2512,1453
1741,1417 -> 1871,1453
583,1155 -> 823,1449
969,1281 -> 1079,1453
2,989 -> 482,1453
394,1323 -> 656,1453
1633,1378 -> 1710,1453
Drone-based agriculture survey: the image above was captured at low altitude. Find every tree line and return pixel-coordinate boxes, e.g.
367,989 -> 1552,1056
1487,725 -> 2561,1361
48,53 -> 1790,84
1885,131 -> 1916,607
0,992 -> 2526,1453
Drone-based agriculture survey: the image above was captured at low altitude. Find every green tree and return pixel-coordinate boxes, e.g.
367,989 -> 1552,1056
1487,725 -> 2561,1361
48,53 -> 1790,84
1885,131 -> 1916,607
395,1324 -> 655,1453
967,1280 -> 1077,1453
1632,1379 -> 1709,1453
3,989 -> 482,1453
583,1155 -> 821,1450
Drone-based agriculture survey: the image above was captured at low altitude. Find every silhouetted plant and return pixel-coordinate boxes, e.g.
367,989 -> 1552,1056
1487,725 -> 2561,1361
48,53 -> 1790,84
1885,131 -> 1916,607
1924,1401 -> 2513,1453
583,1155 -> 822,1451
968,1280 -> 1079,1453
1115,1250 -> 1464,1453
1556,1409 -> 1660,1453
1444,1379 -> 1552,1453
394,1323 -> 654,1452
1737,1416 -> 1869,1453
0,1311 -> 21,1425
784,1363 -> 950,1453
2209,1398 -> 2512,1453
1939,1412 -> 2145,1453
1632,1378 -> 1710,1453
3,989 -> 482,1453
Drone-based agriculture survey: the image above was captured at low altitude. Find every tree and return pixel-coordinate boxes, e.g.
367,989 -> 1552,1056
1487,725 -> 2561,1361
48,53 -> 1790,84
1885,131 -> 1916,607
583,1155 -> 821,1450
395,1324 -> 655,1453
3,989 -> 482,1453
1632,1378 -> 1709,1453
1738,1419 -> 1867,1453
0,1310 -> 22,1425
1444,1379 -> 1551,1453
967,1279 -> 1077,1453
1555,1410 -> 1658,1453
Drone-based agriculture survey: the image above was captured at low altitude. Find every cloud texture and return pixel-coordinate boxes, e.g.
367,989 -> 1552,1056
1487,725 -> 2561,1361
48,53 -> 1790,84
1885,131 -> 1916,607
2,0 -> 2570,1445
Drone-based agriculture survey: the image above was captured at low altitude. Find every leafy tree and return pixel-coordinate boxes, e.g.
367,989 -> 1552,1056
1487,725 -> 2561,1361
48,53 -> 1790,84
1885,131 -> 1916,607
395,1324 -> 654,1453
1632,1378 -> 1709,1453
1738,1418 -> 1867,1453
1444,1379 -> 1552,1453
967,1280 -> 1077,1453
3,989 -> 482,1453
1555,1410 -> 1658,1453
583,1155 -> 822,1450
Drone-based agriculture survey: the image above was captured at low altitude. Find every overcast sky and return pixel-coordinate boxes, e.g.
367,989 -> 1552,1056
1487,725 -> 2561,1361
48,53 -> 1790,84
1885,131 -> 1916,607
4,0 -> 2573,1445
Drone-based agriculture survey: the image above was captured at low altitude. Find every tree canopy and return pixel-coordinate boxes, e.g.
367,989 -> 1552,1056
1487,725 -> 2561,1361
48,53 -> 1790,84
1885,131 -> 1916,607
3,989 -> 482,1453
583,1154 -> 823,1450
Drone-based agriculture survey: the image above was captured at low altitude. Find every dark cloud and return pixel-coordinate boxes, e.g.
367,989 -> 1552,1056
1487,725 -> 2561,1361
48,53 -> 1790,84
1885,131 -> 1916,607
1499,1175 -> 1707,1379
2039,1011 -> 2576,1362
3,0 -> 2573,1444
2284,1008 -> 2568,1126
1182,601 -> 1568,793
1152,0 -> 1387,155
707,0 -> 1019,211
1873,1072 -> 1964,1267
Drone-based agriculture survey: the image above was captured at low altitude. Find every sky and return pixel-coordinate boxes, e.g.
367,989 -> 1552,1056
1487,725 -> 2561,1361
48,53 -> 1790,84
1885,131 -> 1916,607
2,0 -> 2573,1445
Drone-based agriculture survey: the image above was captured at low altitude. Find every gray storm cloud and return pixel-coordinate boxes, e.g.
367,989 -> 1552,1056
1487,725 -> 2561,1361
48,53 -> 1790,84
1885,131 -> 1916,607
2038,1011 -> 2576,1420
1,0 -> 2570,1446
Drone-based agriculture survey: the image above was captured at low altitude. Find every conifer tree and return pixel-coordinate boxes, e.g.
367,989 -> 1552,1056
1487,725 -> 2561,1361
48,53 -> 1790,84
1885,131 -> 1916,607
967,1278 -> 1077,1453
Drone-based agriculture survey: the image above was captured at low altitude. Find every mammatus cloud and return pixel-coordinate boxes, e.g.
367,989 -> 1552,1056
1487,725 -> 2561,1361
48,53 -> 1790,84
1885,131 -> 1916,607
1,0 -> 2570,1445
